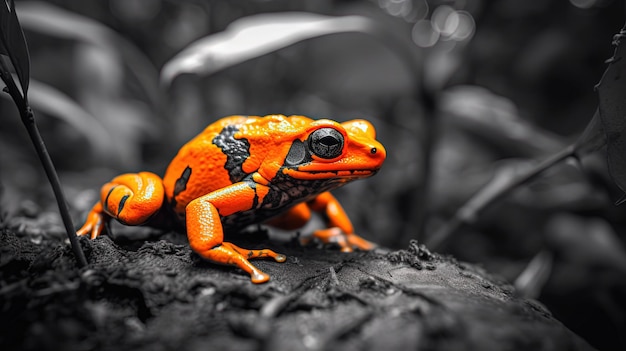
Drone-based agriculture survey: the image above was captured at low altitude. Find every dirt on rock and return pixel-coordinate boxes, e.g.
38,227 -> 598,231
0,229 -> 593,351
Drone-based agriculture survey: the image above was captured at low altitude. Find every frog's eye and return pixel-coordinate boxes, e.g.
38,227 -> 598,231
308,128 -> 344,159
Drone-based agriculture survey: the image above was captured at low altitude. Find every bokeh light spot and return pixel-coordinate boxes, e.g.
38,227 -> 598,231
569,0 -> 598,9
412,19 -> 440,48
449,11 -> 475,41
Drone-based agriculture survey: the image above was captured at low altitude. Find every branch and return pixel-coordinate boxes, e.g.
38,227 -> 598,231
426,144 -> 577,249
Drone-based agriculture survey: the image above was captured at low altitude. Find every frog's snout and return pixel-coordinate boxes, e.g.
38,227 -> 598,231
367,141 -> 386,168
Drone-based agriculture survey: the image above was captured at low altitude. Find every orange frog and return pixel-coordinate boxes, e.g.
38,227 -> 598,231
77,115 -> 386,283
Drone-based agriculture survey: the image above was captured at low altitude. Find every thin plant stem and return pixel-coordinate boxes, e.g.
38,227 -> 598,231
0,59 -> 87,267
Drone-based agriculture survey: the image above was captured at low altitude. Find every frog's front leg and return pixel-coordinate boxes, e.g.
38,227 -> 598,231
307,192 -> 376,252
186,182 -> 286,284
77,172 -> 165,239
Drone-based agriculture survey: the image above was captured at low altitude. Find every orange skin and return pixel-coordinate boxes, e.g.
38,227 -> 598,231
77,115 -> 386,283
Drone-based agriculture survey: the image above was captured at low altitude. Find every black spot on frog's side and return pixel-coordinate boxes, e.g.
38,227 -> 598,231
212,125 -> 251,183
104,185 -> 117,210
174,166 -> 192,196
170,166 -> 192,218
117,195 -> 129,216
248,179 -> 259,209
103,185 -> 130,216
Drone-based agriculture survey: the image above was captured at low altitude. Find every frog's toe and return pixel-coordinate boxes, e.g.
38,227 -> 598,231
223,242 -> 285,262
259,249 -> 286,263
311,228 -> 376,252
76,225 -> 89,237
340,246 -> 354,253
312,227 -> 349,250
76,204 -> 108,239
250,270 -> 270,284
76,221 -> 102,239
346,233 -> 377,251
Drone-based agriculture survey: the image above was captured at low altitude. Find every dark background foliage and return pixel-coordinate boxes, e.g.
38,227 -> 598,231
1,0 -> 625,349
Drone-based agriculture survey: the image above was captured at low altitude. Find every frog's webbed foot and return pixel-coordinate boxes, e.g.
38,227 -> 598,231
76,203 -> 109,239
197,242 -> 286,284
305,227 -> 377,252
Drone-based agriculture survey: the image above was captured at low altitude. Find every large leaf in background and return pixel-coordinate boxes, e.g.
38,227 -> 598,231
23,79 -> 113,159
161,13 -> 375,86
546,214 -> 626,274
596,24 -> 626,196
573,109 -> 605,157
0,0 -> 29,96
15,1 -> 159,107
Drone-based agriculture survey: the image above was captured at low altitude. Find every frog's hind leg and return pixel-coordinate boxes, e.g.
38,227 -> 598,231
77,172 -> 165,239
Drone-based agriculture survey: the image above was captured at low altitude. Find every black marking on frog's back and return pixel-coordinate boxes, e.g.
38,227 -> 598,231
212,125 -> 251,183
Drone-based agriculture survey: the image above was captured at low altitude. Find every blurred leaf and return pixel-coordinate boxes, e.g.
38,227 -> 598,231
596,23 -> 626,196
441,86 -> 565,157
546,214 -> 626,274
15,1 -> 159,107
20,79 -> 113,160
573,109 -> 606,156
514,250 -> 553,299
0,0 -> 30,96
160,12 -> 375,86
303,35 -> 415,102
71,43 -> 158,167
428,160 -> 535,248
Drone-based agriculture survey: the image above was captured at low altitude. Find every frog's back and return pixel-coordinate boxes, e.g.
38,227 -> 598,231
162,115 -> 312,220
162,116 -> 247,216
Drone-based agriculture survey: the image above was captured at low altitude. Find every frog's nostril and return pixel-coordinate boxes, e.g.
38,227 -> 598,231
370,144 -> 386,161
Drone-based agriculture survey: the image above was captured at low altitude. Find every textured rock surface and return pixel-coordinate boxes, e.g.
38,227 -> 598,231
0,229 -> 593,351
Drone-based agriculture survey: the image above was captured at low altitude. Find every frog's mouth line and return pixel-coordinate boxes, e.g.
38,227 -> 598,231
282,168 -> 378,181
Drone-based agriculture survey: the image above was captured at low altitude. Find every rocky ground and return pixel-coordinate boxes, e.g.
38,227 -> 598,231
0,227 -> 593,351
